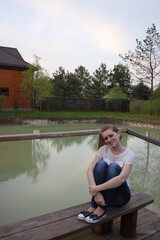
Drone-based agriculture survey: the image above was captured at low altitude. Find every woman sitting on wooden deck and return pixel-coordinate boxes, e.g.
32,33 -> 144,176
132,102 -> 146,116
78,124 -> 135,224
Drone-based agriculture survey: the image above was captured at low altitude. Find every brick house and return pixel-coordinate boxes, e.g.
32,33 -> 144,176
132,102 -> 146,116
0,46 -> 31,110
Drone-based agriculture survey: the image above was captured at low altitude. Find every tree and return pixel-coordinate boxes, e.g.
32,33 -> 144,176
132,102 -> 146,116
33,72 -> 52,110
65,72 -> 82,97
74,66 -> 92,98
21,55 -> 52,110
120,23 -> 160,101
153,84 -> 160,100
132,81 -> 150,100
91,63 -> 109,98
108,63 -> 132,96
52,67 -> 66,97
52,67 -> 83,97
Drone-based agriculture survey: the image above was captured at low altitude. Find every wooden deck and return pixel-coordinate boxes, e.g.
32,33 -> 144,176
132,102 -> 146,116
63,208 -> 160,240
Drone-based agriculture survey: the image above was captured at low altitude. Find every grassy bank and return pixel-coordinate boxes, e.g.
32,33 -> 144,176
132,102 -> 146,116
0,110 -> 160,125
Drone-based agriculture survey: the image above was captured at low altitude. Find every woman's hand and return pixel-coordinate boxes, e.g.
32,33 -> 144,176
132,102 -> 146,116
89,185 -> 99,196
95,192 -> 106,206
89,186 -> 106,206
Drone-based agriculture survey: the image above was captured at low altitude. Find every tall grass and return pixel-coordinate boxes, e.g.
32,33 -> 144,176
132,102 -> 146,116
144,99 -> 160,115
130,100 -> 148,113
130,99 -> 160,116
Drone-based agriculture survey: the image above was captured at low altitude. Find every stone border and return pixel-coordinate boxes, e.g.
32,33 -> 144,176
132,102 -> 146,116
21,119 -> 160,129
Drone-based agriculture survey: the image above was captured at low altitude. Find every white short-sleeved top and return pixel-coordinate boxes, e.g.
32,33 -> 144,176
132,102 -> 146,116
96,145 -> 135,186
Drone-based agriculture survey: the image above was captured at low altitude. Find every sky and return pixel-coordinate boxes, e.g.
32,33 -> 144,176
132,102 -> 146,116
1,0 -> 160,77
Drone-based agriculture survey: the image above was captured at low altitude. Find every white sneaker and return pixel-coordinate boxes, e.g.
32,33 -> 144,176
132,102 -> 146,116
77,210 -> 91,221
85,210 -> 107,223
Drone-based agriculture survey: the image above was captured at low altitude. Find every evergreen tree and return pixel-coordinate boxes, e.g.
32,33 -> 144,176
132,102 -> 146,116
153,84 -> 160,100
108,63 -> 132,96
65,72 -> 82,97
132,81 -> 150,100
91,63 -> 109,98
52,66 -> 66,97
74,66 -> 92,98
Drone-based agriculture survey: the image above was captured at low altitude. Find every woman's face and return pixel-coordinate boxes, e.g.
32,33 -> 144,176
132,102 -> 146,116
102,128 -> 120,147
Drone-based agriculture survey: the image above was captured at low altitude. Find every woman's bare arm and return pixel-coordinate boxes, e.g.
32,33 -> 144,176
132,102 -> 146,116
89,164 -> 133,196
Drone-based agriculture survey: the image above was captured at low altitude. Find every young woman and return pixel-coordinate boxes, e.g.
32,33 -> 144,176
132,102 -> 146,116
78,124 -> 135,223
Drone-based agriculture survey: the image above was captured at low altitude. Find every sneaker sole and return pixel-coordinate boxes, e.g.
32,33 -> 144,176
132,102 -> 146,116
85,213 -> 107,223
77,215 -> 85,221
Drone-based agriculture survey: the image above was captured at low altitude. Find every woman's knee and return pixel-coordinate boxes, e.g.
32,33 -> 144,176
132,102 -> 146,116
93,160 -> 108,184
94,160 -> 108,175
107,162 -> 121,178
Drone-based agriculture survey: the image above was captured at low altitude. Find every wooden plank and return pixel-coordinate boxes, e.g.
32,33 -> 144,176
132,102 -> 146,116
0,202 -> 91,237
0,129 -> 100,142
0,191 -> 153,240
137,215 -> 160,236
144,231 -> 160,240
137,208 -> 160,226
0,216 -> 90,240
0,128 -> 127,142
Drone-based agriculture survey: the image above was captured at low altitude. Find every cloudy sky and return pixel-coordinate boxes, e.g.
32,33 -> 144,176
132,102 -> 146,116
1,0 -> 160,76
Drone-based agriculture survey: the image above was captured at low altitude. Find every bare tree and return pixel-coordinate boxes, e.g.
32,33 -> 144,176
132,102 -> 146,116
120,24 -> 160,101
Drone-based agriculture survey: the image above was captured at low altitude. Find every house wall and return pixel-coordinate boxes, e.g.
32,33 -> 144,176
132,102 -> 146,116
0,68 -> 31,109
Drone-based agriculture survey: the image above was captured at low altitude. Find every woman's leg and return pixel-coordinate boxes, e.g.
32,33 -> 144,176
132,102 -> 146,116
102,162 -> 131,207
78,160 -> 108,220
91,160 -> 108,208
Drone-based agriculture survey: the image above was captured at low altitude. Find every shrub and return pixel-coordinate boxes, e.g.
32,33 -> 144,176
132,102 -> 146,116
13,97 -> 19,110
104,86 -> 129,112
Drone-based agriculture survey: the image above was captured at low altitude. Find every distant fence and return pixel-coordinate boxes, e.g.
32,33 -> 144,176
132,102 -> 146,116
41,97 -> 130,111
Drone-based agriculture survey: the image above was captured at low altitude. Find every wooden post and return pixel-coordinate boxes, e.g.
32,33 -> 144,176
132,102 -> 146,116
92,220 -> 113,235
120,210 -> 138,237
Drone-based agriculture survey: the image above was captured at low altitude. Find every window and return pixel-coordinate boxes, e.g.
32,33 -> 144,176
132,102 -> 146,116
0,88 -> 9,96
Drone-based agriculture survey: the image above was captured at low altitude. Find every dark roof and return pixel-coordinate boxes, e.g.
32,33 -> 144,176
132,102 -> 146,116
0,46 -> 28,70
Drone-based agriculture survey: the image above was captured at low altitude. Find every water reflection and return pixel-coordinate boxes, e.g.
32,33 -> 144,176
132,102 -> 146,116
30,133 -> 98,183
0,124 -> 160,226
0,140 -> 32,182
127,127 -> 160,213
30,138 -> 50,183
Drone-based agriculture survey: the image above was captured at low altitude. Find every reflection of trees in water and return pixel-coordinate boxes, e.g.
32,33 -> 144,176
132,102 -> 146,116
142,131 -> 150,188
26,133 -> 99,182
28,138 -> 50,183
86,135 -> 99,151
121,132 -> 128,147
145,139 -> 160,212
51,135 -> 97,153
129,128 -> 160,213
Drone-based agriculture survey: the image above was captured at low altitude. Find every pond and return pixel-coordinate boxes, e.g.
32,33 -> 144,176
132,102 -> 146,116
0,123 -> 160,226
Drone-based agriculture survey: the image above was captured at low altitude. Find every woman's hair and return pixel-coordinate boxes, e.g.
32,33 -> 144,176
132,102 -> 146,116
101,124 -> 122,139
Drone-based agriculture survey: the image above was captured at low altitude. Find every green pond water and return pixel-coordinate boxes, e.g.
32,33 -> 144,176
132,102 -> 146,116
0,123 -> 160,226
